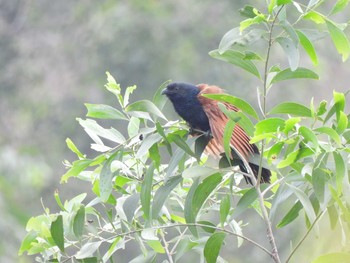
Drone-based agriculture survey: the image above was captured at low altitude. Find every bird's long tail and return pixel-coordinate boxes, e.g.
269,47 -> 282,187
239,161 -> 271,185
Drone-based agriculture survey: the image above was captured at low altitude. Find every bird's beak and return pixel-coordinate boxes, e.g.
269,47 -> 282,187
161,88 -> 168,95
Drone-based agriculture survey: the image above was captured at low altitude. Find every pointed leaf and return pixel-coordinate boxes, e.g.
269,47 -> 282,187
276,37 -> 299,70
50,215 -> 64,252
269,102 -> 312,117
277,201 -> 303,228
141,164 -> 154,220
311,252 -> 350,263
220,195 -> 231,226
330,0 -> 350,15
100,152 -> 118,202
326,20 -> 350,61
271,67 -> 319,83
296,30 -> 318,65
209,49 -> 261,78
204,233 -> 226,263
73,205 -> 85,238
85,104 -> 127,120
126,100 -> 167,120
151,175 -> 182,219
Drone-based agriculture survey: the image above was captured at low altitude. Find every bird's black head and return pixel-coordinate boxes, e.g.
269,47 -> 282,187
161,82 -> 200,102
162,82 -> 210,132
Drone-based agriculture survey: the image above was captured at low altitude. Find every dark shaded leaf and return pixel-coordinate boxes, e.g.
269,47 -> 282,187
204,233 -> 226,263
50,215 -> 64,252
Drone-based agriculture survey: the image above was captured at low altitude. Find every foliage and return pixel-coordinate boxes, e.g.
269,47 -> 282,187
20,1 -> 350,263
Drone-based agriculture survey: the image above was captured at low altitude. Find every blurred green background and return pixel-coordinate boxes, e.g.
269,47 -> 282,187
1,0 -> 349,262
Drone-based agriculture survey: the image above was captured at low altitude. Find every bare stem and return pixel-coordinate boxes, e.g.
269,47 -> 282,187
285,211 -> 325,263
109,222 -> 272,257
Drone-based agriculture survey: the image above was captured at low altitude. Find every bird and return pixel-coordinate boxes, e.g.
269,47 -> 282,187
161,82 -> 271,184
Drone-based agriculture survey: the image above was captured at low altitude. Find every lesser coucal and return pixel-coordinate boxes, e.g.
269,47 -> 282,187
162,82 -> 271,184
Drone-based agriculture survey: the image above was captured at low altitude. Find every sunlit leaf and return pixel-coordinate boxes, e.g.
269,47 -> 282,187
204,233 -> 226,263
303,11 -> 325,24
126,100 -> 167,120
311,252 -> 350,263
330,0 -> 350,15
153,80 -> 171,111
75,241 -> 102,259
326,20 -> 350,61
85,104 -> 127,120
271,67 -> 319,83
299,126 -> 319,149
66,138 -> 84,159
269,102 -> 312,117
254,118 -> 285,135
146,240 -> 165,254
296,30 -> 318,65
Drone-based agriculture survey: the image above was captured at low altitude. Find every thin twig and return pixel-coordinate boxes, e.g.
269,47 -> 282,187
285,210 -> 326,263
110,222 -> 272,257
261,177 -> 285,197
160,230 -> 174,263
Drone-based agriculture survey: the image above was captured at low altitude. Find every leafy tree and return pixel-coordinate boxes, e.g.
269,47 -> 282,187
20,1 -> 350,262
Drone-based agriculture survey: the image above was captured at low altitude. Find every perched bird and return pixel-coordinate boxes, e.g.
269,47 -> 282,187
162,82 -> 271,184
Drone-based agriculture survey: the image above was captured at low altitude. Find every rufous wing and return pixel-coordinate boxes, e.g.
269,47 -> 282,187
196,84 -> 256,160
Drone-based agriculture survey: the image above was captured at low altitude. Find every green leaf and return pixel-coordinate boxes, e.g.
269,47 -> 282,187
202,93 -> 259,119
123,85 -> 137,107
136,133 -> 162,159
312,168 -> 328,206
50,215 -> 64,252
147,240 -> 165,254
85,104 -> 127,120
66,138 -> 84,159
197,220 -> 217,233
277,0 -> 292,5
240,16 -> 265,32
277,148 -> 313,168
277,201 -> 303,228
219,28 -> 265,53
149,143 -> 161,169
75,241 -> 102,260
18,230 -> 38,256
276,37 -> 299,70
311,252 -> 350,263
239,5 -> 257,18
209,49 -> 261,78
326,20 -> 350,61
185,173 -> 222,236
126,100 -> 167,120
77,257 -> 98,263
296,30 -> 318,65
330,0 -> 350,15
333,152 -> 345,193
167,134 -> 196,158
73,205 -> 85,238
271,67 -> 319,83
141,164 -> 154,220
303,11 -> 326,24
269,102 -> 312,117
123,193 -> 140,222
77,118 -> 125,144
336,111 -> 348,134
220,195 -> 231,226
204,233 -> 226,263
103,237 -> 123,262
100,152 -> 118,202
182,166 -> 217,179
223,119 -> 236,162
153,80 -> 171,111
280,20 -> 299,46
254,118 -> 285,135
287,184 -> 316,223
151,175 -> 182,219
299,126 -> 319,149
268,0 -> 277,13
105,72 -> 123,107
314,127 -> 341,146
234,187 -> 258,217
61,159 -> 94,183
